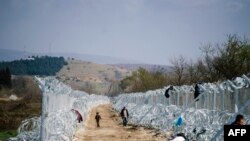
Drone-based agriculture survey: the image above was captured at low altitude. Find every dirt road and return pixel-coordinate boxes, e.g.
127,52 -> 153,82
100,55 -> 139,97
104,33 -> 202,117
74,104 -> 166,141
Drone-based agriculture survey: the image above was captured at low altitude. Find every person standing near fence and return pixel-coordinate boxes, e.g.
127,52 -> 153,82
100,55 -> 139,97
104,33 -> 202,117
165,85 -> 174,98
120,107 -> 129,126
71,109 -> 83,123
194,83 -> 201,101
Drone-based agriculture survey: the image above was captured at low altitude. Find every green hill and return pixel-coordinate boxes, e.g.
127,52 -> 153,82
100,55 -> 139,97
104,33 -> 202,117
0,56 -> 67,76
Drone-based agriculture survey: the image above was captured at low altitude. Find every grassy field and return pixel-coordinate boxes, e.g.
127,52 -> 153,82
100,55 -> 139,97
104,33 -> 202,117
0,130 -> 17,141
0,76 -> 41,139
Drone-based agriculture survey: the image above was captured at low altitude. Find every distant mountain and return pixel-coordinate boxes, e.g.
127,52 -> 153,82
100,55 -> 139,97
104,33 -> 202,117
0,49 -> 33,61
0,49 -> 142,64
111,64 -> 171,73
48,52 -> 143,64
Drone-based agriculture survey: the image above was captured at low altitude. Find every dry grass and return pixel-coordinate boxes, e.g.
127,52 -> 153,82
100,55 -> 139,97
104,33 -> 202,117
56,60 -> 131,94
0,76 -> 42,131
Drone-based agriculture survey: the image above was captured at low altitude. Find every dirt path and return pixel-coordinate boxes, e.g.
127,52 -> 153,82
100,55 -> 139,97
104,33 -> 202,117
74,104 -> 166,141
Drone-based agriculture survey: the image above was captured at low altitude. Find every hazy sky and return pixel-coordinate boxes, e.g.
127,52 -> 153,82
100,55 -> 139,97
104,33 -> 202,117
1,0 -> 250,65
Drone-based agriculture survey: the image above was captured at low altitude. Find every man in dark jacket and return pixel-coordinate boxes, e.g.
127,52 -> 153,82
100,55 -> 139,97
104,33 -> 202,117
120,107 -> 129,126
231,114 -> 245,125
95,112 -> 101,127
165,86 -> 174,98
194,83 -> 201,101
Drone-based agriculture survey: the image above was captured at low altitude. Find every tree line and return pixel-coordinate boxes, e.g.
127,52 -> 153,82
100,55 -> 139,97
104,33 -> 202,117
120,34 -> 250,93
0,67 -> 11,89
120,67 -> 168,93
0,56 -> 67,76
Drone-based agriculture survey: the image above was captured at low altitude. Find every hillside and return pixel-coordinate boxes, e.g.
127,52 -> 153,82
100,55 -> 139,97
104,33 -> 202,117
112,64 -> 171,73
56,59 -> 131,95
0,56 -> 66,75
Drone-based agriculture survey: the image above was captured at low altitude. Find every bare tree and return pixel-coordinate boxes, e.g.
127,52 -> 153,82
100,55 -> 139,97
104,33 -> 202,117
170,55 -> 186,85
199,44 -> 221,82
200,44 -> 215,73
198,34 -> 250,80
186,59 -> 198,84
213,34 -> 250,79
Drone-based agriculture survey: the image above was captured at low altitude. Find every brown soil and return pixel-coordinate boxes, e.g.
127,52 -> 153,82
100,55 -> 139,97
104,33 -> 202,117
74,104 -> 166,141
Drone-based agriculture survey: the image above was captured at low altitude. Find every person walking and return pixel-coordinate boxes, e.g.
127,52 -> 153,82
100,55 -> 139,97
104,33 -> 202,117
95,112 -> 101,127
120,107 -> 129,126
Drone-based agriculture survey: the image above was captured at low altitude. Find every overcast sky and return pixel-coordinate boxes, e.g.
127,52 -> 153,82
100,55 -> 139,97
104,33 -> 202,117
0,0 -> 250,65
